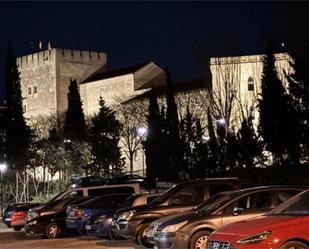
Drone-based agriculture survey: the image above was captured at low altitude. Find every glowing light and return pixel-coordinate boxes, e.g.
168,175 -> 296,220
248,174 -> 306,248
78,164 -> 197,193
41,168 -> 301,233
0,163 -> 7,173
217,118 -> 225,125
137,127 -> 147,136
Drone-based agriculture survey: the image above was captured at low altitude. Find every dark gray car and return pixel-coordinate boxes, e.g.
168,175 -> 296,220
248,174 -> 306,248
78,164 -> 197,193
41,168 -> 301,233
149,186 -> 304,249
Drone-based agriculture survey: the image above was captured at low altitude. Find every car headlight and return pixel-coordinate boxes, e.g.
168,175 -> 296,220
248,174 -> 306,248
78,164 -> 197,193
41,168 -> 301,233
118,210 -> 136,221
27,211 -> 39,221
162,220 -> 188,233
236,230 -> 272,245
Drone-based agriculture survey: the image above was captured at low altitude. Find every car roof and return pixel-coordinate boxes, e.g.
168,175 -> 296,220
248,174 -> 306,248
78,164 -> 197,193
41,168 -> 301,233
223,185 -> 305,196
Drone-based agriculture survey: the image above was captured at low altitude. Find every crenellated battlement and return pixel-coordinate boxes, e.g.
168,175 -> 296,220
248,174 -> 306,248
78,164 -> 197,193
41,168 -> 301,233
17,48 -> 106,69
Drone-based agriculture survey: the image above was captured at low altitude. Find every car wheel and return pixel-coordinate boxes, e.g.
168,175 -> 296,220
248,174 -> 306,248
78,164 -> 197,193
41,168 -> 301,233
13,226 -> 22,231
108,227 -> 122,240
137,223 -> 152,248
190,230 -> 212,249
45,222 -> 61,239
281,241 -> 308,249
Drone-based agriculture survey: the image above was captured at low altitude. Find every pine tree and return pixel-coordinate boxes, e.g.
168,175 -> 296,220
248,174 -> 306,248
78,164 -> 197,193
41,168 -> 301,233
258,45 -> 300,165
237,117 -> 261,168
4,47 -> 31,171
89,96 -> 123,177
63,79 -> 87,142
179,106 -> 204,178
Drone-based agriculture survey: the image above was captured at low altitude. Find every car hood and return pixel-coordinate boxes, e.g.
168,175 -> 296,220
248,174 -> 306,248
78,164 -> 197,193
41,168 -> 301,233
156,211 -> 197,229
215,215 -> 303,237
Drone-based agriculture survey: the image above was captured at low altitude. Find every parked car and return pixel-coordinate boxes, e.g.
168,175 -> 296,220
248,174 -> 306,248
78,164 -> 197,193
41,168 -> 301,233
150,186 -> 304,249
25,196 -> 92,239
53,183 -> 141,201
66,193 -> 133,235
90,193 -> 161,239
112,177 -> 247,246
70,176 -> 106,188
206,189 -> 309,249
9,203 -> 41,231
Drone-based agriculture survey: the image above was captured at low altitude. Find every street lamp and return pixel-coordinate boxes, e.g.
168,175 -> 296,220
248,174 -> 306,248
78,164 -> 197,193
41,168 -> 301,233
0,162 -> 8,217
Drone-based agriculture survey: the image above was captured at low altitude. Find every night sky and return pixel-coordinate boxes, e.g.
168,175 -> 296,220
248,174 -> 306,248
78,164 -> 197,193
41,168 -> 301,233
0,1 -> 308,101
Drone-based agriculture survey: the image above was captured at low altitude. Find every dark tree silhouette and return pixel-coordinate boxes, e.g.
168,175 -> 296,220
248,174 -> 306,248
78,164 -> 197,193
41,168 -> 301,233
63,79 -> 87,142
258,45 -> 300,165
237,117 -> 262,168
144,88 -> 168,184
89,97 -> 123,177
4,47 -> 31,171
287,41 -> 309,160
165,69 -> 184,180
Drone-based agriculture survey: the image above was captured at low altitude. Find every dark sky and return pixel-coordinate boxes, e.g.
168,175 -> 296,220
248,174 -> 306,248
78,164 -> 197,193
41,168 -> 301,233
0,1 -> 308,100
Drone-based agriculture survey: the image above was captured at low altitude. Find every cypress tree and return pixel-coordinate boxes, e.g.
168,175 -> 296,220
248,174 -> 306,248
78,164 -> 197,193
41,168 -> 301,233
89,97 -> 123,177
4,46 -> 31,171
165,69 -> 183,180
287,42 -> 309,159
63,79 -> 87,142
144,88 -> 167,184
258,45 -> 300,165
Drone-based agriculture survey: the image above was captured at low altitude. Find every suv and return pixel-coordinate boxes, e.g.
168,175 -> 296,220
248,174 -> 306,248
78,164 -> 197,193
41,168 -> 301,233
112,177 -> 246,246
51,183 -> 141,201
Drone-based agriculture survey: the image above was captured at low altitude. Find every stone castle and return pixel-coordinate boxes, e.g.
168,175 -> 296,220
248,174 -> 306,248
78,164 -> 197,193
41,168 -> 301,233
16,48 -> 166,119
16,48 -> 292,174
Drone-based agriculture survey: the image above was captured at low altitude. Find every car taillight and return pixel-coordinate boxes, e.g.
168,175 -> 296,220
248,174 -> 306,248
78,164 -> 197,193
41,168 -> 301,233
11,211 -> 26,221
76,209 -> 84,219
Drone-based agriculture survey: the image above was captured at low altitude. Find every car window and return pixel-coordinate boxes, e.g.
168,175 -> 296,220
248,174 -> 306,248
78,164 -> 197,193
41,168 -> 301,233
146,196 -> 158,204
277,190 -> 301,205
168,184 -> 205,205
60,190 -> 83,199
224,191 -> 273,214
88,187 -> 135,196
208,184 -> 233,196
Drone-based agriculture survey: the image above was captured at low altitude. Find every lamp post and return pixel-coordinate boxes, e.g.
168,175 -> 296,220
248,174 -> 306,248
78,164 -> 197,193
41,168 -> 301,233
137,127 -> 147,177
0,162 -> 8,217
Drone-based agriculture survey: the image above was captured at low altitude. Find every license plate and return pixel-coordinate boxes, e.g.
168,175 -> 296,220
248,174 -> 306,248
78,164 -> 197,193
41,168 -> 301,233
85,225 -> 91,230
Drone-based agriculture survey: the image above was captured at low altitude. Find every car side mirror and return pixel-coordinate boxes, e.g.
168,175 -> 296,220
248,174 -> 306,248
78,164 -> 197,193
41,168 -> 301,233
233,206 -> 244,216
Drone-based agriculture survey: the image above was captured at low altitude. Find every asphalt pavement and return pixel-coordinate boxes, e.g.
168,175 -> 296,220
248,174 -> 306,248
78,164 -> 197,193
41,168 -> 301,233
0,221 -> 142,249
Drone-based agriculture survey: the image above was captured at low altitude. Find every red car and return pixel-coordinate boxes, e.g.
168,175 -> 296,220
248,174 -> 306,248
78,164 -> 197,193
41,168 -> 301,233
207,190 -> 309,249
11,210 -> 27,231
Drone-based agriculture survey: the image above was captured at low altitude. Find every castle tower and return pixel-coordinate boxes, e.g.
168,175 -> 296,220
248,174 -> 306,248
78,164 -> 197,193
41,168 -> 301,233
16,48 -> 107,119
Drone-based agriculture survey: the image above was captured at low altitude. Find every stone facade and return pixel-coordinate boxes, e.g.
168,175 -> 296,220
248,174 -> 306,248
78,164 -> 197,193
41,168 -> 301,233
210,53 -> 292,129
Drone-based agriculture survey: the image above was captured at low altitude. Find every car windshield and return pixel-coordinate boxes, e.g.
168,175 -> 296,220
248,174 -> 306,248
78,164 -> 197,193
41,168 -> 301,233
195,193 -> 231,214
268,190 -> 309,216
149,184 -> 185,205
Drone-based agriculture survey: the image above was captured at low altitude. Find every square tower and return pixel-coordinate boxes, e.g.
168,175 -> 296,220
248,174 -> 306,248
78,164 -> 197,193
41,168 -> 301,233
16,48 -> 107,119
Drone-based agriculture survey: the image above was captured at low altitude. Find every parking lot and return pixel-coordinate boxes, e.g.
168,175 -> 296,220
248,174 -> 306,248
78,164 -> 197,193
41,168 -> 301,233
0,222 -> 142,249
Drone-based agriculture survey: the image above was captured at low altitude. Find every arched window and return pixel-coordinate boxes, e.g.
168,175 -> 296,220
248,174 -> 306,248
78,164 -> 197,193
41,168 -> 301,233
248,77 -> 254,91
